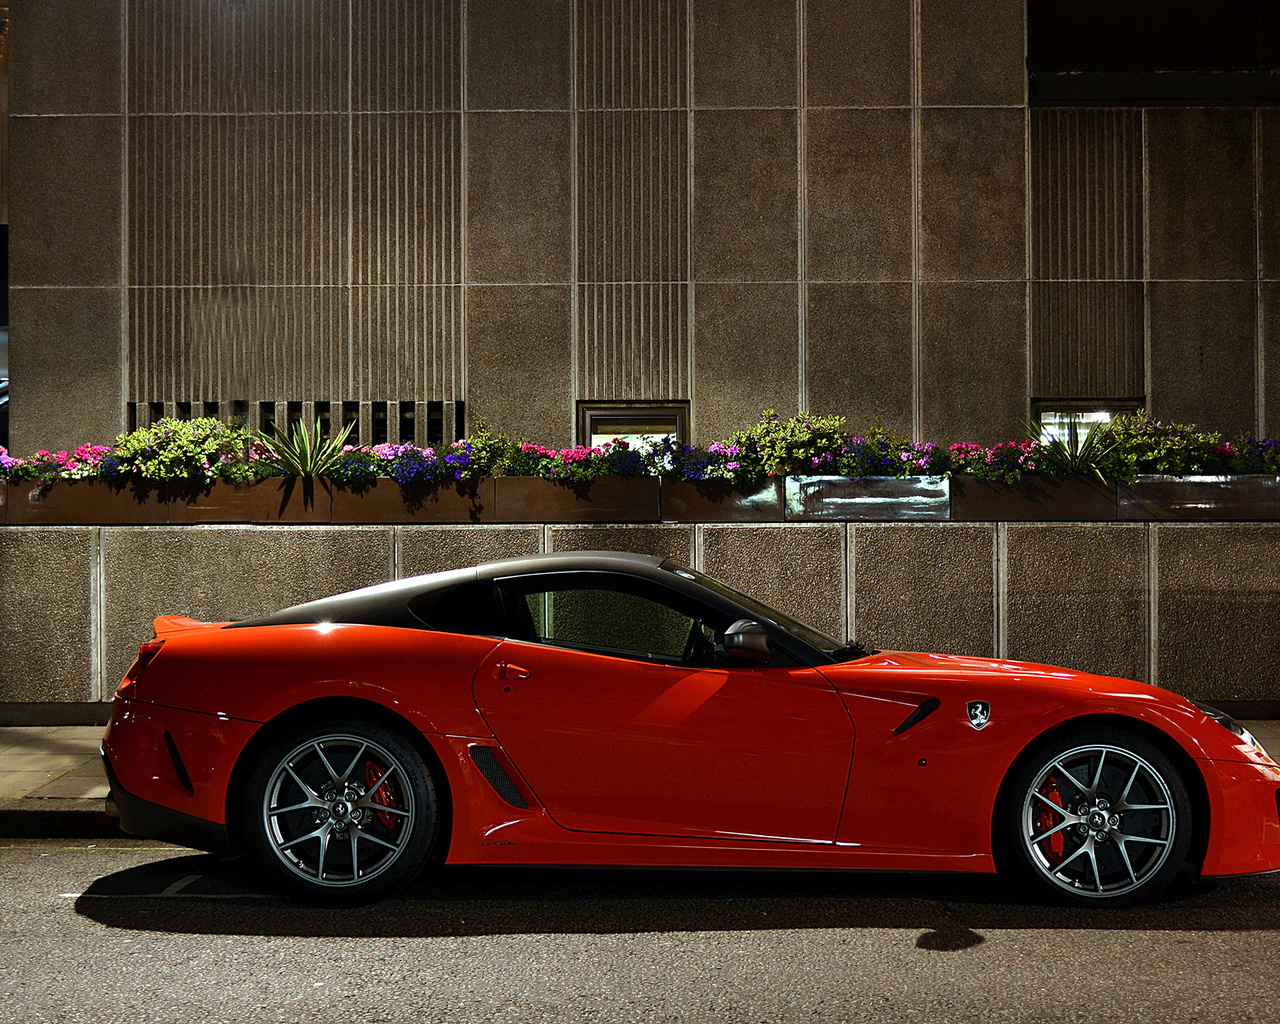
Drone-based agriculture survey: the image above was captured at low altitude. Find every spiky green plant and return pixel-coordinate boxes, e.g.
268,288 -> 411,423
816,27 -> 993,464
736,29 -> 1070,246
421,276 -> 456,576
1033,419 -> 1116,482
256,418 -> 356,478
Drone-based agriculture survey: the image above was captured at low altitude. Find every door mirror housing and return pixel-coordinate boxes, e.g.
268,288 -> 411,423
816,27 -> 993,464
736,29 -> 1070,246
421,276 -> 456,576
724,619 -> 771,664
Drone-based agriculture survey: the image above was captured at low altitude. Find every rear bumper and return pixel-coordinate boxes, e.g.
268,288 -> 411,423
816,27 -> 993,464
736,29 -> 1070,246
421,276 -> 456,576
102,753 -> 233,855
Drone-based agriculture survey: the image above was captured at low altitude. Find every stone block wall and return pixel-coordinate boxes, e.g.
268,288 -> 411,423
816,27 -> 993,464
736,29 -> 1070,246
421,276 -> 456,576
2,521 -> 1278,712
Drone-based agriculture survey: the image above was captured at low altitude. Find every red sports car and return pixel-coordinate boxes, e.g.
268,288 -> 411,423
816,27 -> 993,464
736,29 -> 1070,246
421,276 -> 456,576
102,551 -> 1280,905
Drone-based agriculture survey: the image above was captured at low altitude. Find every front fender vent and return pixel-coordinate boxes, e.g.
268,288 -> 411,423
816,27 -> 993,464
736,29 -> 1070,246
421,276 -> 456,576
470,747 -> 529,809
893,697 -> 941,736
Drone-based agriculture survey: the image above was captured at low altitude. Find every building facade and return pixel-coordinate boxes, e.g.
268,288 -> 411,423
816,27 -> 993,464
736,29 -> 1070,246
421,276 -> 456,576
7,0 -> 1279,452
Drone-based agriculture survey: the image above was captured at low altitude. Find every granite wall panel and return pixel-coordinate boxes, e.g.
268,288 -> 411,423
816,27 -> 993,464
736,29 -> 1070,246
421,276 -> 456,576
806,0 -> 910,108
1147,108 -> 1256,282
467,112 -> 573,284
692,0 -> 795,108
698,524 -> 846,640
1157,525 -> 1280,701
10,0 -> 122,115
851,524 -> 995,658
920,0 -> 1024,106
468,0 -> 571,111
466,285 -> 573,443
0,528 -> 97,702
920,108 -> 1026,282
920,282 -> 1027,445
807,108 -> 912,283
806,283 -> 913,436
1148,281 -> 1257,436
1004,524 -> 1148,684
692,283 -> 798,444
100,526 -> 393,688
399,525 -> 543,578
548,525 -> 695,564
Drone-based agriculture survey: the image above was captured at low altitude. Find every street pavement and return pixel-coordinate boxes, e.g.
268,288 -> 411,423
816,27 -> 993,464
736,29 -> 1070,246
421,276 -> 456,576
2,724 -> 1280,1022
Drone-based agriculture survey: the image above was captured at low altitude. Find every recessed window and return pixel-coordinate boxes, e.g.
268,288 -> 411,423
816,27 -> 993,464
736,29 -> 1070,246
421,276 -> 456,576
1035,403 -> 1142,443
577,401 -> 689,448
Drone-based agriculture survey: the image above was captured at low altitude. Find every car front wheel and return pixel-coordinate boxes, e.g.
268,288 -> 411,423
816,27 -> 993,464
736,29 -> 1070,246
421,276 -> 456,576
241,717 -> 438,903
1000,726 -> 1193,907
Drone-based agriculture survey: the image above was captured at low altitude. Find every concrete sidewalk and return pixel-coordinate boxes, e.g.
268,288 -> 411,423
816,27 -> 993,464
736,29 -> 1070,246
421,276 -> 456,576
3,721 -> 1280,839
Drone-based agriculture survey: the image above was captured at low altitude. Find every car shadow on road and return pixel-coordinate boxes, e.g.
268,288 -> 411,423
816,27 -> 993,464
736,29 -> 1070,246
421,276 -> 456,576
74,852 -> 1280,939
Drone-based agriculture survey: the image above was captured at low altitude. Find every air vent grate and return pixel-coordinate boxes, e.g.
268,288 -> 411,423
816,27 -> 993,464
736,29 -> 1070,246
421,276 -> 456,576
470,747 -> 529,809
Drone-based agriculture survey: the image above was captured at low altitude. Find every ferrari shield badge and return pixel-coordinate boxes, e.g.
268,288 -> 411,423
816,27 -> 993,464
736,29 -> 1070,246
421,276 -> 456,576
967,701 -> 991,730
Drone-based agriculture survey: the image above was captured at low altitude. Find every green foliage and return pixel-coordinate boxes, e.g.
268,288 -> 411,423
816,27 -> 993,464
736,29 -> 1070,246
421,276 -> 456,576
728,410 -> 849,477
105,417 -> 252,485
256,418 -> 356,478
1097,411 -> 1225,485
1033,420 -> 1116,482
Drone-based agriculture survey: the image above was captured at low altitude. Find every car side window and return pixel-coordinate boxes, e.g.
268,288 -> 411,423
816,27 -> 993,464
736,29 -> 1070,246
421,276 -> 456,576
408,581 -> 507,637
500,573 -> 727,666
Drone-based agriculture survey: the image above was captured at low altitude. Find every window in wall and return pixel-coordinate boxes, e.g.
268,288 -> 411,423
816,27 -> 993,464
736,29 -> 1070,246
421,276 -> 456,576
1034,402 -> 1143,444
577,401 -> 690,449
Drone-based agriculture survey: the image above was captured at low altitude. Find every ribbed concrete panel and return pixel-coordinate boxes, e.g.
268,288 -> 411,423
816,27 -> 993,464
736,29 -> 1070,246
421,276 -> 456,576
1031,109 -> 1144,399
351,287 -> 463,403
576,0 -> 691,401
353,0 -> 462,112
127,0 -> 349,115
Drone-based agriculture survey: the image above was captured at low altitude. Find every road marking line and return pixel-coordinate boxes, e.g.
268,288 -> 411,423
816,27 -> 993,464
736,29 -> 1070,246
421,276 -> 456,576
158,874 -> 201,897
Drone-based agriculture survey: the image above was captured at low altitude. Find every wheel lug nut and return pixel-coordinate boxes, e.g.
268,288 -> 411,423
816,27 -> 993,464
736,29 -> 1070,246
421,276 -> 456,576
1077,824 -> 1089,834
1109,815 -> 1119,827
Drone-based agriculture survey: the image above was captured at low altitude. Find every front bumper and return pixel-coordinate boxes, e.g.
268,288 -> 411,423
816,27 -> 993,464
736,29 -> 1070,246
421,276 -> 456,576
102,752 -> 232,854
1200,756 -> 1280,877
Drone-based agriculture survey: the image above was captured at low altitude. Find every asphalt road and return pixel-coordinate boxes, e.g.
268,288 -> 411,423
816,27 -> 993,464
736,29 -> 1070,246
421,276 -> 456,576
2,838 -> 1279,1023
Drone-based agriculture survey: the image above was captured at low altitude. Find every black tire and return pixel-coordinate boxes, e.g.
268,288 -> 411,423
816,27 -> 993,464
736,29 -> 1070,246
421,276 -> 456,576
997,725 -> 1193,908
240,716 -> 439,904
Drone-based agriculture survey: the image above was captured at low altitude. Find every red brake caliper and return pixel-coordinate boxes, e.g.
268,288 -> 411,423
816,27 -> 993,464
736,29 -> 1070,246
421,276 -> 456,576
1034,776 -> 1065,864
364,760 -> 399,831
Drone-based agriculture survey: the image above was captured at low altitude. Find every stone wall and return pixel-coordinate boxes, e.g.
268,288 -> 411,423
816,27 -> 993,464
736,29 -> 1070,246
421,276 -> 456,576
2,521 -> 1278,715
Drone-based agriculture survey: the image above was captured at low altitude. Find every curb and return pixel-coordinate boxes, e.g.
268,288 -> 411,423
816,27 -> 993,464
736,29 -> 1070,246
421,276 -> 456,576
0,799 -> 122,839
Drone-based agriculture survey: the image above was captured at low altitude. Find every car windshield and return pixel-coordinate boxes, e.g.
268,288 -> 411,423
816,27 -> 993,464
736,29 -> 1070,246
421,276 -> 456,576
662,563 -> 857,658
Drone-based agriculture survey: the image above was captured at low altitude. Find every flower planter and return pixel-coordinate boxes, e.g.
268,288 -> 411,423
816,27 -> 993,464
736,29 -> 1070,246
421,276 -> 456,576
166,481 -> 253,523
950,475 -> 1117,522
331,478 -> 497,524
6,479 -> 168,524
659,479 -> 785,522
1118,475 -> 1280,521
248,478 -> 332,524
0,482 -> 7,524
495,476 -> 660,523
785,475 -> 949,522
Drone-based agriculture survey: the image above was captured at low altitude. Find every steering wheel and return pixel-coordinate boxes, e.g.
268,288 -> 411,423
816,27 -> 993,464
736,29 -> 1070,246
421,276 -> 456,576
682,617 -> 715,665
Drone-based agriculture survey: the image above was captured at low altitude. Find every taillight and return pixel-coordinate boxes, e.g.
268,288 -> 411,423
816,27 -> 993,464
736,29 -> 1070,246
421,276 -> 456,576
117,638 -> 165,697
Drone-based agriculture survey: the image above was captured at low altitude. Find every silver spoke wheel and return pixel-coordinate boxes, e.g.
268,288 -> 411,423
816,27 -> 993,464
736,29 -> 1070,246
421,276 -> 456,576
261,733 -> 417,890
1019,742 -> 1177,901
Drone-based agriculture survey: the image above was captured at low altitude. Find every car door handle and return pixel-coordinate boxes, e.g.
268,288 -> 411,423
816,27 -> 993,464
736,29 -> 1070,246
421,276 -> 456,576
493,662 -> 531,681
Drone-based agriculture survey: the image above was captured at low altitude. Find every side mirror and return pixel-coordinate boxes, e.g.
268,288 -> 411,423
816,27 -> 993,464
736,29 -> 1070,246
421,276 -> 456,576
724,619 -> 771,664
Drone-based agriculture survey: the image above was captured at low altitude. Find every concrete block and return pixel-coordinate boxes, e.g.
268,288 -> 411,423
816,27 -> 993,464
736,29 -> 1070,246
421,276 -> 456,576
693,108 -> 798,282
1148,108 -> 1255,282
467,112 -> 573,284
806,283 -> 912,436
807,108 -> 912,282
806,0 -> 910,107
1149,281 -> 1256,436
100,526 -> 393,689
1004,524 -> 1148,683
10,0 -> 122,115
7,288 -> 123,454
691,283 -> 798,445
851,524 -> 994,658
920,108 -> 1026,282
0,528 -> 97,702
1265,282 -> 1280,436
692,0 -> 795,108
1262,110 -> 1280,281
398,525 -> 543,578
1157,525 -> 1280,702
698,524 -> 846,641
548,525 -> 695,564
920,282 -> 1027,445
10,116 -> 121,287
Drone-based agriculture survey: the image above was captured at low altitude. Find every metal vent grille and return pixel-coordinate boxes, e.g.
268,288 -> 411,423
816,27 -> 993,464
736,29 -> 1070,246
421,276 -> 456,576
469,747 -> 529,809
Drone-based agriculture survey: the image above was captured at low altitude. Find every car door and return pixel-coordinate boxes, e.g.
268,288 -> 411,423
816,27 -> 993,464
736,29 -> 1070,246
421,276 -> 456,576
471,572 -> 854,843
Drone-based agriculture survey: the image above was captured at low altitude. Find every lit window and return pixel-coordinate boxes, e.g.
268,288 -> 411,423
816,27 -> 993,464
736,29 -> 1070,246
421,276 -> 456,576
1035,404 -> 1141,443
577,401 -> 690,449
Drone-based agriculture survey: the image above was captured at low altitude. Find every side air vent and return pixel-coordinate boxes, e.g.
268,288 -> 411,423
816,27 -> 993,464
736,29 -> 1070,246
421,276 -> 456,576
470,747 -> 529,809
893,697 -> 942,736
163,729 -> 195,795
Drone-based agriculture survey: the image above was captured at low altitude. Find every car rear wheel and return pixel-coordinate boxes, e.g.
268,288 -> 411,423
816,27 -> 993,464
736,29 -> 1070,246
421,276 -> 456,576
999,726 -> 1193,907
241,717 -> 438,903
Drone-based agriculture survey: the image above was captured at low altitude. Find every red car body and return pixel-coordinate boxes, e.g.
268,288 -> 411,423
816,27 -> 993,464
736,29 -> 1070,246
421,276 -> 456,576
102,552 -> 1280,902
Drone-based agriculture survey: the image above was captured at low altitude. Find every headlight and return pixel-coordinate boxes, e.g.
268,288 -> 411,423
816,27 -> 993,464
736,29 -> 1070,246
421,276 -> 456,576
1193,700 -> 1273,760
